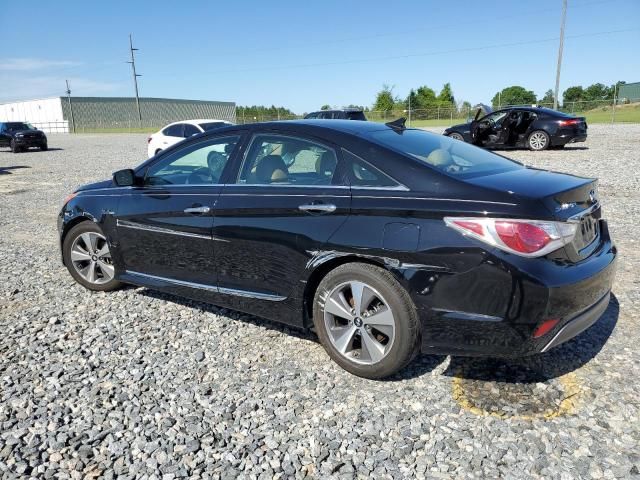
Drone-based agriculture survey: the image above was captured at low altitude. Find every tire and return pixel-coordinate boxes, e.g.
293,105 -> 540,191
10,140 -> 19,153
40,143 -> 48,151
313,263 -> 420,379
448,132 -> 464,142
528,130 -> 550,151
62,222 -> 122,292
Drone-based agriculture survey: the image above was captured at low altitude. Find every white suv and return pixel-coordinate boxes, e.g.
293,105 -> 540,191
147,119 -> 233,157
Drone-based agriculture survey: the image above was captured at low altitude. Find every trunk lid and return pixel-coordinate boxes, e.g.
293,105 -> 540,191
466,167 -> 601,259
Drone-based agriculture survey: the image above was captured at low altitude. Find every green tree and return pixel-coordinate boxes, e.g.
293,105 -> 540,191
491,86 -> 537,108
539,89 -> 555,104
373,85 -> 398,113
459,100 -> 472,117
320,104 -> 331,110
584,83 -> 609,101
438,83 -> 455,105
562,86 -> 585,105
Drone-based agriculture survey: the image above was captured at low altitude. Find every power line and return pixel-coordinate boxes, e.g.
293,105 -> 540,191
198,27 -> 639,76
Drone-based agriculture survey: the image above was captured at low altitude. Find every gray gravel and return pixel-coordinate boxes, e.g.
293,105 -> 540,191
1,126 -> 639,479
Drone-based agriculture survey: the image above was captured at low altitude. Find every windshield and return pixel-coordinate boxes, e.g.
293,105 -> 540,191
199,122 -> 228,132
369,129 -> 523,179
6,122 -> 34,132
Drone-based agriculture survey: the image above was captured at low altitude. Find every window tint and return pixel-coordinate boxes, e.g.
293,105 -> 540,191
145,136 -> 240,186
368,129 -> 523,179
163,124 -> 184,137
238,135 -> 339,186
5,122 -> 33,132
183,124 -> 200,137
342,150 -> 400,188
345,111 -> 367,120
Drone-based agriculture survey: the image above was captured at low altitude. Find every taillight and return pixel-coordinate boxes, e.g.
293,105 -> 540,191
444,217 -> 577,257
558,119 -> 580,126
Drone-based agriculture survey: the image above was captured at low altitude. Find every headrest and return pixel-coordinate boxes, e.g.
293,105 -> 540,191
426,149 -> 453,167
256,155 -> 288,183
315,151 -> 337,178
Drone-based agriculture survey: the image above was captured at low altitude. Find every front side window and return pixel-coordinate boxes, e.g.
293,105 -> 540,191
145,135 -> 240,186
5,122 -> 33,132
238,134 -> 339,186
368,129 -> 523,179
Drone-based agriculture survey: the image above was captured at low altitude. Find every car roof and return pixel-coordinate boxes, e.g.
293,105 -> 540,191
256,119 -> 391,135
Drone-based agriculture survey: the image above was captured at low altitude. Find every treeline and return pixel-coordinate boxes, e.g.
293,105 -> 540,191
236,105 -> 297,122
491,81 -> 627,109
371,84 -> 467,119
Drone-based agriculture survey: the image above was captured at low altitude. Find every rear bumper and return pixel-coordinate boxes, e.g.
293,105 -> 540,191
418,221 -> 616,357
553,133 -> 587,146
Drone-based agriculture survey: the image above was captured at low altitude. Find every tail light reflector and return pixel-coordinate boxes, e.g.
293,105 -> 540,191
444,217 -> 577,257
533,319 -> 560,338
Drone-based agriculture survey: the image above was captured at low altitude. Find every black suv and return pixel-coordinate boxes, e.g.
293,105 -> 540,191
0,122 -> 48,153
304,108 -> 367,120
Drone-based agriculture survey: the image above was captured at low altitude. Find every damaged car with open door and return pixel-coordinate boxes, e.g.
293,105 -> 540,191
443,106 -> 587,151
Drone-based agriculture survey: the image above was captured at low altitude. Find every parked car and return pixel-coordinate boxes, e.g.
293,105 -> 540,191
0,122 -> 48,153
59,119 -> 615,379
443,106 -> 587,151
147,119 -> 233,157
305,108 -> 366,120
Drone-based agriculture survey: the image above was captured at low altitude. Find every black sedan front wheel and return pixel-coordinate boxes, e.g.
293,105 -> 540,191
313,263 -> 420,379
10,140 -> 20,153
63,222 -> 122,292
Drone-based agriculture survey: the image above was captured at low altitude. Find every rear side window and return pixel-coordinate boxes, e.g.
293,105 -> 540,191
183,124 -> 200,137
369,129 -> 523,179
163,124 -> 184,137
238,134 -> 339,186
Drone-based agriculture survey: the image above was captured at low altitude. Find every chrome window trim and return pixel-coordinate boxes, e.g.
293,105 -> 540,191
116,219 -> 211,239
125,270 -> 286,301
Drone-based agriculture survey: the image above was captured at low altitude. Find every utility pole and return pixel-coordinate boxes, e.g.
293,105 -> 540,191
65,80 -> 76,133
554,0 -> 567,110
127,34 -> 143,127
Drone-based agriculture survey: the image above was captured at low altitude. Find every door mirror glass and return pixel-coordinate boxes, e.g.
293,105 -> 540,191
113,169 -> 135,186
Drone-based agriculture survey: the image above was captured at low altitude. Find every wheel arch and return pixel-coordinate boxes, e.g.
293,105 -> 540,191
60,214 -> 97,264
302,253 -> 406,328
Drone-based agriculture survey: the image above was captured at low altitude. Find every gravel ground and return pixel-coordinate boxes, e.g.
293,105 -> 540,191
1,125 -> 639,479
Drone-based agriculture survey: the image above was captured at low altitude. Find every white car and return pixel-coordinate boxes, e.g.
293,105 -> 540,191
147,119 -> 233,157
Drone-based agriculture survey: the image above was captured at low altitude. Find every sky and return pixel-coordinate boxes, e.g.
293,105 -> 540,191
1,0 -> 638,113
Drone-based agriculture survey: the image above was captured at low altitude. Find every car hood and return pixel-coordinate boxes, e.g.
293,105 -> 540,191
76,179 -> 113,192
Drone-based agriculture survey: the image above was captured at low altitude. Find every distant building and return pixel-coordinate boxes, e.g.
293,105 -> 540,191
617,82 -> 640,103
0,96 -> 236,132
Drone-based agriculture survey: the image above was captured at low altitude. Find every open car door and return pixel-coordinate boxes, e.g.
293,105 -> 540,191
470,104 -> 493,146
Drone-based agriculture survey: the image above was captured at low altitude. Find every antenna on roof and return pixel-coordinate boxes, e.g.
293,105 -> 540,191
385,117 -> 407,130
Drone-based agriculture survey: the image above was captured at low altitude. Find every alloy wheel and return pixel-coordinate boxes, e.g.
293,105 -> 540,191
449,133 -> 464,141
70,232 -> 115,284
323,280 -> 396,365
529,132 -> 548,150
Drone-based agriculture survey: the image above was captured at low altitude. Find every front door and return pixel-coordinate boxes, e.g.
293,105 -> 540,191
213,132 -> 351,299
115,134 -> 242,286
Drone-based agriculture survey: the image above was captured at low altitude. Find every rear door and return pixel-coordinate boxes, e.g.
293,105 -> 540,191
213,131 -> 351,299
115,134 -> 243,286
162,123 -> 185,149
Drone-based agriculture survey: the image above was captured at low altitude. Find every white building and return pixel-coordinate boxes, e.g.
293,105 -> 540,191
0,97 -> 69,133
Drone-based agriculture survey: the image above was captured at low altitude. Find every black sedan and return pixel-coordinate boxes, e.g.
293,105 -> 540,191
58,119 -> 615,378
0,121 -> 48,152
443,107 -> 587,151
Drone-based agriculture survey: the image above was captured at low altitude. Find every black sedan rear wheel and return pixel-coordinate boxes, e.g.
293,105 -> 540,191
528,130 -> 550,151
313,263 -> 420,379
448,132 -> 464,141
40,143 -> 48,151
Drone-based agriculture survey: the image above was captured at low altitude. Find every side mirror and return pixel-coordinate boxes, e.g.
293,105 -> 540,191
113,169 -> 135,187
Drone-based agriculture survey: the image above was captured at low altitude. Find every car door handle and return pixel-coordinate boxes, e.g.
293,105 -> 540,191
298,203 -> 336,214
184,206 -> 210,214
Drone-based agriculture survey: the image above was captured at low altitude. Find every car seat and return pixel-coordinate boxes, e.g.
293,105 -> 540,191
255,155 -> 289,184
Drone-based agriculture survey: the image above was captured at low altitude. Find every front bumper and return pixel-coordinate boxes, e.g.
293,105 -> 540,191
15,136 -> 47,147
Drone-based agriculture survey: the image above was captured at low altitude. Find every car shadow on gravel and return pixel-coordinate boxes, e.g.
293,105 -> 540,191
0,165 -> 31,175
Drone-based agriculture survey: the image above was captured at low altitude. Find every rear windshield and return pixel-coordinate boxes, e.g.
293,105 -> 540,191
536,107 -> 575,118
6,122 -> 34,132
345,111 -> 367,120
199,122 -> 228,131
369,129 -> 523,179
